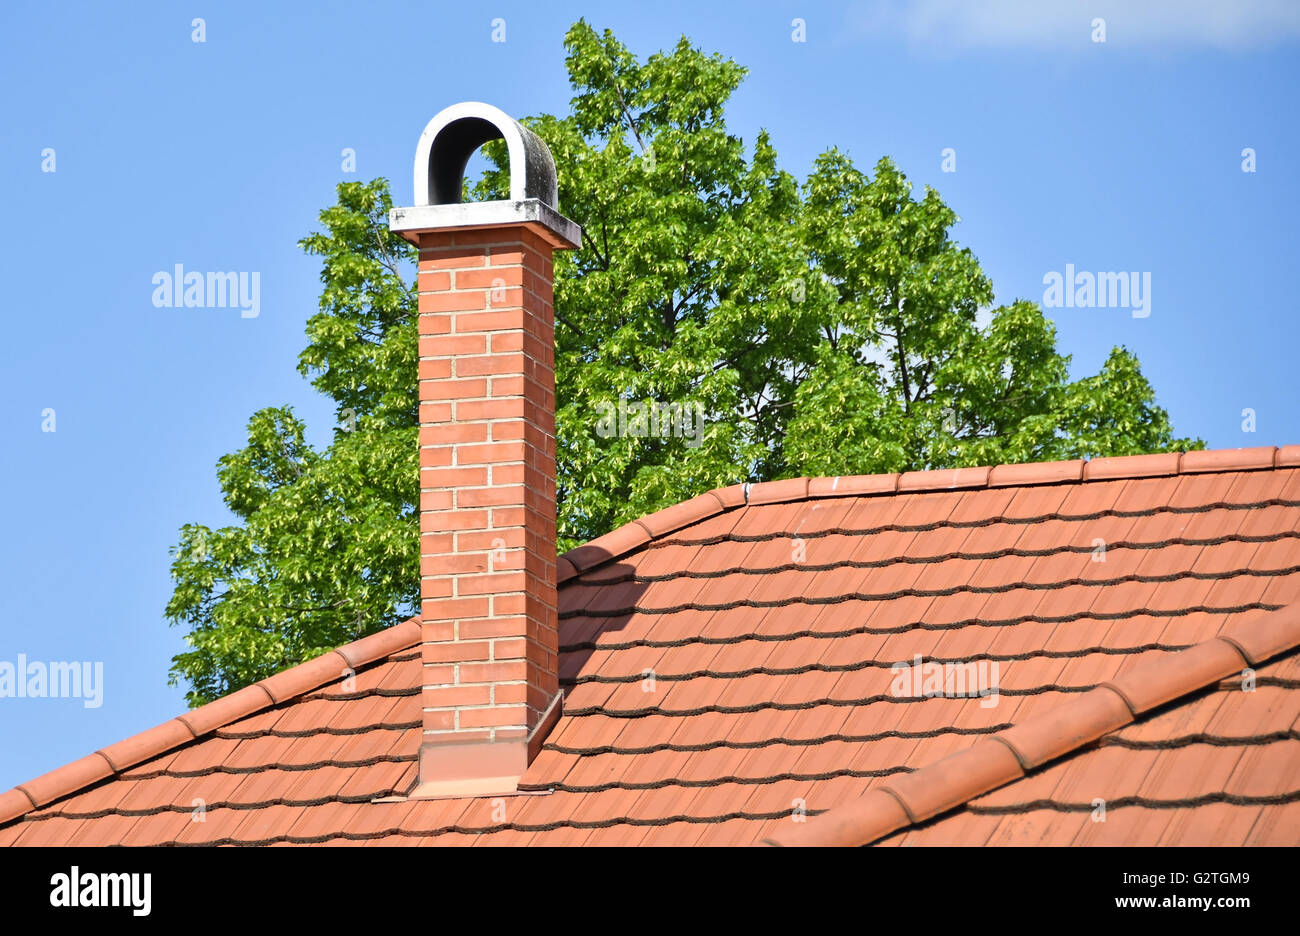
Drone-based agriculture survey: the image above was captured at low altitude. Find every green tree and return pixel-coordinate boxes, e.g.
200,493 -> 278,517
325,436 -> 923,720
165,20 -> 1199,705
165,180 -> 421,704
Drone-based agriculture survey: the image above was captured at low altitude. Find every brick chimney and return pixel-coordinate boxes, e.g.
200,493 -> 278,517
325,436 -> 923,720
389,102 -> 581,797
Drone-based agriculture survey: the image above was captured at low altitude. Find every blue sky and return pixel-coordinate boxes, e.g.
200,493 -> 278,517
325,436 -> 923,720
0,0 -> 1296,790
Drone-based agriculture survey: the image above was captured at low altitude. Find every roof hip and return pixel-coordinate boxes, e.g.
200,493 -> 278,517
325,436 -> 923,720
762,602 -> 1300,846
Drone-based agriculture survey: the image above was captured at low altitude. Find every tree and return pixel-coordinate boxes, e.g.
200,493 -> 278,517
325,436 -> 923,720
165,20 -> 1200,705
165,180 -> 420,705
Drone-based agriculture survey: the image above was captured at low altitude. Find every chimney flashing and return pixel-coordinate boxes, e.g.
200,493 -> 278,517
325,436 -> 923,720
410,691 -> 563,799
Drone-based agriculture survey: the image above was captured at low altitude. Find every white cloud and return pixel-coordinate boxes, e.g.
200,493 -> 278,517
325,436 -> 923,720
848,0 -> 1300,51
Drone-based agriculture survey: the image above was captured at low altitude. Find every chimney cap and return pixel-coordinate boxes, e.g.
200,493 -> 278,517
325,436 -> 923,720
390,101 -> 581,249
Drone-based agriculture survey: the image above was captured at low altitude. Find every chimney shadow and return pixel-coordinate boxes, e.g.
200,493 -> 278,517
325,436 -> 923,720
557,554 -> 652,688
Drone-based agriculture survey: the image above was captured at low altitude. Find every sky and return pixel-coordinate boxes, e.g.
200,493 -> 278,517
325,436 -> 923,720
0,0 -> 1296,791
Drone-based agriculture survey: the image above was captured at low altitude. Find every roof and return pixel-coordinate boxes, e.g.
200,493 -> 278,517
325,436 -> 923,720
3,445 -> 1300,845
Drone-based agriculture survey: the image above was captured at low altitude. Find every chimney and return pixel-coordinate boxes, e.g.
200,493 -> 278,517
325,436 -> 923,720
389,102 -> 581,797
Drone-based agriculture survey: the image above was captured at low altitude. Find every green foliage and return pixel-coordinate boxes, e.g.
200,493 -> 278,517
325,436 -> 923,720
165,181 -> 420,704
165,20 -> 1200,705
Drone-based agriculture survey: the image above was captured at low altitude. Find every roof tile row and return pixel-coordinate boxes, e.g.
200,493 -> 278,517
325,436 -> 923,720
0,618 -> 422,826
561,447 -> 1300,584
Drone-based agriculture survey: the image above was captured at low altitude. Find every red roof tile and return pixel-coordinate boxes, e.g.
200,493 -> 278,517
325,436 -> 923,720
4,446 -> 1300,845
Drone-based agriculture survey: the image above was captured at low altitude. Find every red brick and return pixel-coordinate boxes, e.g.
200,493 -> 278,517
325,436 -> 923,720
421,663 -> 456,684
492,682 -> 528,705
456,399 -> 523,421
524,271 -> 552,296
458,354 -> 528,377
422,596 -> 489,620
459,661 -> 528,684
458,706 -> 529,729
419,251 -> 487,271
420,290 -> 487,314
420,467 -> 489,487
490,506 -> 526,528
420,533 -> 454,554
490,375 -> 525,396
457,442 -> 527,466
421,553 -> 489,576
420,334 -> 487,357
489,594 -> 525,616
423,509 -> 491,532
418,379 -> 488,402
491,463 -> 525,484
457,571 -> 526,595
489,420 -> 529,442
421,641 -> 493,664
417,314 -> 452,336
457,266 -> 524,289
420,447 -> 454,468
454,309 -> 527,333
421,358 -> 457,379
423,729 -> 494,745
418,402 -> 452,423
421,709 -> 456,732
458,485 -> 528,508
488,332 -> 524,353
422,685 -> 492,708
458,617 -> 529,640
488,247 -> 524,264
488,287 -> 522,309
418,337 -> 448,359
417,271 -> 451,291
421,619 -> 456,642
479,549 -> 523,573
419,490 -> 452,511
455,528 -> 524,552
492,638 -> 527,660
419,577 -> 452,599
452,229 -> 524,247
419,423 -> 489,445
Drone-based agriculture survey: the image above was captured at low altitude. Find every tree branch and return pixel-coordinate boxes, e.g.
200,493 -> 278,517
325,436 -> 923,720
891,292 -> 912,413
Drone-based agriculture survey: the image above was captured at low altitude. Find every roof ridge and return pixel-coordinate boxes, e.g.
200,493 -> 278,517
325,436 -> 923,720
558,445 -> 1300,584
0,617 -> 422,827
761,601 -> 1300,846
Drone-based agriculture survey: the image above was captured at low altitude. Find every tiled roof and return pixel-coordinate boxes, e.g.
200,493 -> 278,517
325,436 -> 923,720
3,446 -> 1300,845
